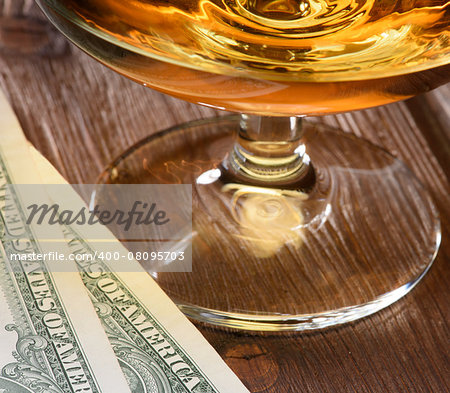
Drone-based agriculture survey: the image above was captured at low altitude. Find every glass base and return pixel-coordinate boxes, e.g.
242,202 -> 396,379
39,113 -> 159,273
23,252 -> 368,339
98,116 -> 440,332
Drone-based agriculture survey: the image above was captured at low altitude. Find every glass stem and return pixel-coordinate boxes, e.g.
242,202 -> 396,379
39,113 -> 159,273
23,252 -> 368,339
225,114 -> 314,189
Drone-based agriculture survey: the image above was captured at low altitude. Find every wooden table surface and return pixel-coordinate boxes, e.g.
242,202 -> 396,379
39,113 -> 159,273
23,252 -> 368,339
0,6 -> 449,392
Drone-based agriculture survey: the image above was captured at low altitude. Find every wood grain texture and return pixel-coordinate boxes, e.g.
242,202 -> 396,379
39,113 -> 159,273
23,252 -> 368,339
0,6 -> 448,392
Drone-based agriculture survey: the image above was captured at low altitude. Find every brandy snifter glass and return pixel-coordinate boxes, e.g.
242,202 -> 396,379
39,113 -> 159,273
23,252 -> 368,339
36,0 -> 449,331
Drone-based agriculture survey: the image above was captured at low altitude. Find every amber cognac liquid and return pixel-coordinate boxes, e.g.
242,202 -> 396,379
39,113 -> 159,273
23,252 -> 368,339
37,0 -> 449,115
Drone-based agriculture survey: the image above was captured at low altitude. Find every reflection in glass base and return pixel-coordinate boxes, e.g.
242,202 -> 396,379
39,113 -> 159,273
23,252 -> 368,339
98,116 -> 440,332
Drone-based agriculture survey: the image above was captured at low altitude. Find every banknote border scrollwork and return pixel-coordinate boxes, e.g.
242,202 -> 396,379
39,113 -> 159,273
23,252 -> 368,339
0,153 -> 101,393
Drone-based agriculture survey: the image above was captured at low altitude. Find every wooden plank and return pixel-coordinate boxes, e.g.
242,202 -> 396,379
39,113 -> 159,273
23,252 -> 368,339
0,4 -> 448,392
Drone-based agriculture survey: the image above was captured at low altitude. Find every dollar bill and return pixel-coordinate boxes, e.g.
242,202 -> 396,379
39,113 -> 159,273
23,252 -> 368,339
28,131 -> 250,393
0,91 -> 132,392
0,90 -> 249,392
